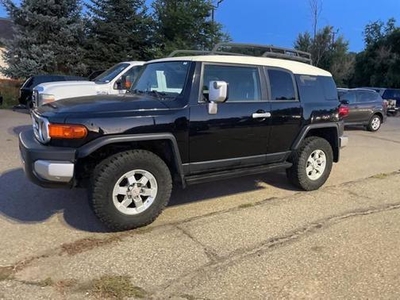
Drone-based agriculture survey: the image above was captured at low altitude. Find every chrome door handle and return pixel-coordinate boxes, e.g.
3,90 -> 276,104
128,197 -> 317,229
252,112 -> 271,118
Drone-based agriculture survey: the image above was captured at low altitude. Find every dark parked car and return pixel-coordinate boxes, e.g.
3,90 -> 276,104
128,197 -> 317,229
338,88 -> 387,131
18,74 -> 86,107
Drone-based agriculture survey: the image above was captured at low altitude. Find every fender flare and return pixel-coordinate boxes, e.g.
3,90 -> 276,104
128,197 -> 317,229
77,133 -> 186,187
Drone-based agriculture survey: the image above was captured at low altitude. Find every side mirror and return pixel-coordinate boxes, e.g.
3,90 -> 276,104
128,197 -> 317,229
114,76 -> 131,90
209,81 -> 228,103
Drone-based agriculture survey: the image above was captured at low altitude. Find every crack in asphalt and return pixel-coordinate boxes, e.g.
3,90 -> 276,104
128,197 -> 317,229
175,225 -> 220,263
152,202 -> 400,297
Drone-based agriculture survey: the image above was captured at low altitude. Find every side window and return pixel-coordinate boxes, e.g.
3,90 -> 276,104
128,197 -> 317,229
121,66 -> 142,89
268,69 -> 296,100
340,91 -> 356,103
356,91 -> 374,103
202,64 -> 261,102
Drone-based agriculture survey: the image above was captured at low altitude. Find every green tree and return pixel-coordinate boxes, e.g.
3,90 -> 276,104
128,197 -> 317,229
84,0 -> 153,71
294,26 -> 353,86
0,0 -> 86,78
353,18 -> 400,88
151,0 -> 230,57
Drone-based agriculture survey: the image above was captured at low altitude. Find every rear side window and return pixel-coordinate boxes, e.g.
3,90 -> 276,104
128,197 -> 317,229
267,69 -> 296,100
356,91 -> 381,102
296,75 -> 337,102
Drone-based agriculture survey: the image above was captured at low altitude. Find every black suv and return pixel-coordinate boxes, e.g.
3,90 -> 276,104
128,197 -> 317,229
338,88 -> 387,131
19,43 -> 348,231
18,74 -> 86,107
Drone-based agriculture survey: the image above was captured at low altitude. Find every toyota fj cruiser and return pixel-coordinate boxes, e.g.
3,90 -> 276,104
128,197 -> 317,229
19,43 -> 348,231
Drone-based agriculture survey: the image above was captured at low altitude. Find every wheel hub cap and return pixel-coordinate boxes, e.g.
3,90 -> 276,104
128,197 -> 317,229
306,150 -> 327,181
112,169 -> 158,215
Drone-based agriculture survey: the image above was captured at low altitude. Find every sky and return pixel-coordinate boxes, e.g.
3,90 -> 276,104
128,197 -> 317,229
1,0 -> 400,52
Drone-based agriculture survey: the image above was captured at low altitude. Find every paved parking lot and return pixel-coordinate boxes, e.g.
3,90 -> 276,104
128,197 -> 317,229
1,109 -> 400,299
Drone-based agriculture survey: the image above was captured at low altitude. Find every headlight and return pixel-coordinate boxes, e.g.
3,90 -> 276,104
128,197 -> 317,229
39,93 -> 56,106
32,112 -> 50,143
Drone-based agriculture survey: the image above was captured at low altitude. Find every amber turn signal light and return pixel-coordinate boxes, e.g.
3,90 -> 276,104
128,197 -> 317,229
48,124 -> 88,139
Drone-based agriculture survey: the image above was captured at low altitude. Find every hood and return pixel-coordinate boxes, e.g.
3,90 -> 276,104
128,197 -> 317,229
37,94 -> 170,116
35,80 -> 93,89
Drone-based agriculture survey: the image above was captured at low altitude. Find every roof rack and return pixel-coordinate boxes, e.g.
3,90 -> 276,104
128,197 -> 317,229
168,50 -> 211,57
168,42 -> 312,64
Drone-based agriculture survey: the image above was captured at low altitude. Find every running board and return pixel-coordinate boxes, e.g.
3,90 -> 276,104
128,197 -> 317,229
185,162 -> 292,186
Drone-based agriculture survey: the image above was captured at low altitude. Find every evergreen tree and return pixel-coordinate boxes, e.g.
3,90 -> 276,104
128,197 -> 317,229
294,26 -> 354,87
84,0 -> 153,71
152,0 -> 230,57
0,0 -> 86,78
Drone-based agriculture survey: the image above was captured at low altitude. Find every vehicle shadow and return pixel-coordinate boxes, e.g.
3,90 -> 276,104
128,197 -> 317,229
0,168 -> 299,232
0,168 -> 108,233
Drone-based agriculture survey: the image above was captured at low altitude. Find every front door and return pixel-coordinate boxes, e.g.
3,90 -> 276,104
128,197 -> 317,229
188,63 -> 271,174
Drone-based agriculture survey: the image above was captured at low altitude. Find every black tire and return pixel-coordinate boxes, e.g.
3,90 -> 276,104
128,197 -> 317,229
90,150 -> 172,231
286,137 -> 333,191
367,114 -> 381,132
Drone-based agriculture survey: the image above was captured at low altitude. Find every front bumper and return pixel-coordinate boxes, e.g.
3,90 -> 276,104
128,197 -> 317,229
19,130 -> 77,188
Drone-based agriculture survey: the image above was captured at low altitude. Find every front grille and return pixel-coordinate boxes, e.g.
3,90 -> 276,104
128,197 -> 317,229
31,111 -> 50,144
32,90 -> 39,108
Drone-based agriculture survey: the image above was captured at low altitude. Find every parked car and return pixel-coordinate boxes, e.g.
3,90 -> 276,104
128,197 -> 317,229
20,42 -> 348,231
338,88 -> 387,131
18,74 -> 86,108
32,61 -> 144,107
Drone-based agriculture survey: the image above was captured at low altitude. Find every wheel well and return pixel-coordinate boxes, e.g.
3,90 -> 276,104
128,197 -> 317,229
372,112 -> 383,120
304,127 -> 339,162
75,140 -> 180,187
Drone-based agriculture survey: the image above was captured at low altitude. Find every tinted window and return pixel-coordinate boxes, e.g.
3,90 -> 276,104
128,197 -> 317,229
296,75 -> 338,102
202,65 -> 261,102
268,69 -> 296,100
382,89 -> 400,100
95,63 -> 130,83
357,91 -> 381,103
339,91 -> 356,103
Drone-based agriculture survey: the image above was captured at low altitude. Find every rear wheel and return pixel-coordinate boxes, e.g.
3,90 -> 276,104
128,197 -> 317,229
90,150 -> 172,231
367,114 -> 381,132
286,137 -> 333,191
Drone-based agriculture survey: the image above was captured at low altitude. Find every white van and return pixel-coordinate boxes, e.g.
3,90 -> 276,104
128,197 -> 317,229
32,61 -> 144,107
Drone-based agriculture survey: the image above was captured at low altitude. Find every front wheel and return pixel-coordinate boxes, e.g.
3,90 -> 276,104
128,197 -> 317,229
90,150 -> 172,231
286,137 -> 333,191
367,114 -> 381,132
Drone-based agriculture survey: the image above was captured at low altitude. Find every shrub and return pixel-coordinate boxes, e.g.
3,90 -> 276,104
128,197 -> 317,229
0,79 -> 21,108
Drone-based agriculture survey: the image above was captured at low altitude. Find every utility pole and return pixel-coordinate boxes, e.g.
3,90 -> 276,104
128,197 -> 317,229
211,0 -> 224,23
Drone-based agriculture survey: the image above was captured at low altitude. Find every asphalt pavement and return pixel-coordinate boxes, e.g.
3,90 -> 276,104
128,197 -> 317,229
1,109 -> 400,299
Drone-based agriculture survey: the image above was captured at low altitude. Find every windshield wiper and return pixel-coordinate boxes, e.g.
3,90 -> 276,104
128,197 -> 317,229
132,89 -> 172,100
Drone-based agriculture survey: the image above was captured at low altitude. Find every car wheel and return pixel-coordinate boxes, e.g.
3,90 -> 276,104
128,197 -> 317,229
90,150 -> 172,231
286,137 -> 333,191
367,114 -> 381,132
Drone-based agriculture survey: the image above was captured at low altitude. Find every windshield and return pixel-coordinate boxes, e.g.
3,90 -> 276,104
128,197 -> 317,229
131,61 -> 190,99
95,63 -> 130,83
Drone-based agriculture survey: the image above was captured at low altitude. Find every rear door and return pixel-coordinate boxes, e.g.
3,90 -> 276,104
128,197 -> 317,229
355,90 -> 377,122
266,68 -> 302,158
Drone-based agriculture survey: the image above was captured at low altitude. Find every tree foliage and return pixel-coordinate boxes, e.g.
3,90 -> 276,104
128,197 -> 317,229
294,26 -> 354,86
151,0 -> 230,57
353,18 -> 400,88
84,0 -> 154,71
0,0 -> 87,78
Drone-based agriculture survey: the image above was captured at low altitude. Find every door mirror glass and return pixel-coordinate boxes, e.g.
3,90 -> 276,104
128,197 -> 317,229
209,81 -> 228,103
